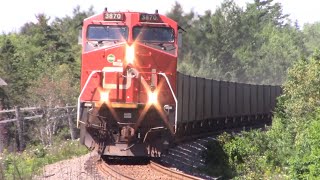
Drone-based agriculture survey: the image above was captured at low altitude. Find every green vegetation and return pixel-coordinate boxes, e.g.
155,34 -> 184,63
0,6 -> 94,148
167,2 -> 320,177
0,7 -> 94,106
203,52 -> 320,179
0,6 -> 93,179
168,0 -> 306,84
0,139 -> 88,179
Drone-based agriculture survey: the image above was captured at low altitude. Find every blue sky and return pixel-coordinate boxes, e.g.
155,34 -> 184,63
0,0 -> 319,33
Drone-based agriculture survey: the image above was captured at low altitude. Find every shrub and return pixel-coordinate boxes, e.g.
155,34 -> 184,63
1,139 -> 88,179
204,52 -> 320,178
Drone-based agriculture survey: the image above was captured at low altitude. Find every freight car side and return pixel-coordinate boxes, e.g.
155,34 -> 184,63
176,72 -> 282,137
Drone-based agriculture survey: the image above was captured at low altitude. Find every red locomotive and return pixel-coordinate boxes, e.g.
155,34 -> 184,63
78,8 -> 282,157
78,8 -> 179,157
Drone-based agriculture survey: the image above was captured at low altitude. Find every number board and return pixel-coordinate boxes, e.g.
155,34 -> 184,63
139,14 -> 160,22
104,13 -> 124,21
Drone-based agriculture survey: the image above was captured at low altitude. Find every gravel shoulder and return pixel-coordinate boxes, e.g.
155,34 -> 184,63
34,152 -> 105,180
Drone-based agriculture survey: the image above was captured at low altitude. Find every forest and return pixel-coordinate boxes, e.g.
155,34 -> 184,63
3,0 -> 318,106
0,0 -> 320,178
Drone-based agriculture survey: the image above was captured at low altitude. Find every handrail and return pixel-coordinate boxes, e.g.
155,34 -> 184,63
158,73 -> 178,133
77,70 -> 101,128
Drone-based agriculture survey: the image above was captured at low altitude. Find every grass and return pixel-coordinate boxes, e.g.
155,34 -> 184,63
0,139 -> 89,180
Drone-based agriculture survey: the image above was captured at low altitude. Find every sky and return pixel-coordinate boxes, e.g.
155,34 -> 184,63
0,0 -> 319,33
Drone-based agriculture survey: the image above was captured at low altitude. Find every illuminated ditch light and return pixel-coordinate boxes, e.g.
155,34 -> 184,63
148,92 -> 158,104
100,91 -> 109,102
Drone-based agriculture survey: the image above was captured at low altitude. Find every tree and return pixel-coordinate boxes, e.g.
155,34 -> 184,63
218,52 -> 320,178
303,22 -> 320,55
0,36 -> 29,105
235,23 -> 304,84
0,6 -> 94,147
166,1 -> 196,64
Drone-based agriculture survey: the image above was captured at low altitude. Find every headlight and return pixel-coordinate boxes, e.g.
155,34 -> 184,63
125,45 -> 135,64
148,92 -> 158,104
100,91 -> 109,102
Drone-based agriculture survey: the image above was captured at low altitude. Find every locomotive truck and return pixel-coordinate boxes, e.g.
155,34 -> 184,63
77,8 -> 282,157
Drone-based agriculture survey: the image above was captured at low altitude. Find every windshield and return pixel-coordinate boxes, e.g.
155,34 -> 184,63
87,25 -> 128,41
133,27 -> 174,43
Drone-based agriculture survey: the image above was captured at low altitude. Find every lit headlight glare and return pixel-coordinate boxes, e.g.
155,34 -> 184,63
125,45 -> 135,64
100,91 -> 109,102
148,92 -> 157,104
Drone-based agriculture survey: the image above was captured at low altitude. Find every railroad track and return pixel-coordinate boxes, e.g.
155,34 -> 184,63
96,158 -> 203,180
96,124 -> 267,180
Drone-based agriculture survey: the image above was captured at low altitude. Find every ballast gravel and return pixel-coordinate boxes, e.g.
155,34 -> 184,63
34,152 -> 105,180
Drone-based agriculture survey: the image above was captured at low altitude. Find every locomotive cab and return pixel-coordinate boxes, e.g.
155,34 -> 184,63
77,9 -> 179,157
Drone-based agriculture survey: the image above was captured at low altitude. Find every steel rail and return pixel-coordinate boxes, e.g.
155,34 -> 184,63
97,158 -> 203,180
96,161 -> 133,180
149,161 -> 203,180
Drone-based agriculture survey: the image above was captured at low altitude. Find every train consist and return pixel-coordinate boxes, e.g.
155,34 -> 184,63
176,73 -> 281,137
77,8 -> 282,157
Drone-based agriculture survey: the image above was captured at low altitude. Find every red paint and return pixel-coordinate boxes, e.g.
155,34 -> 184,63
80,10 -> 178,106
